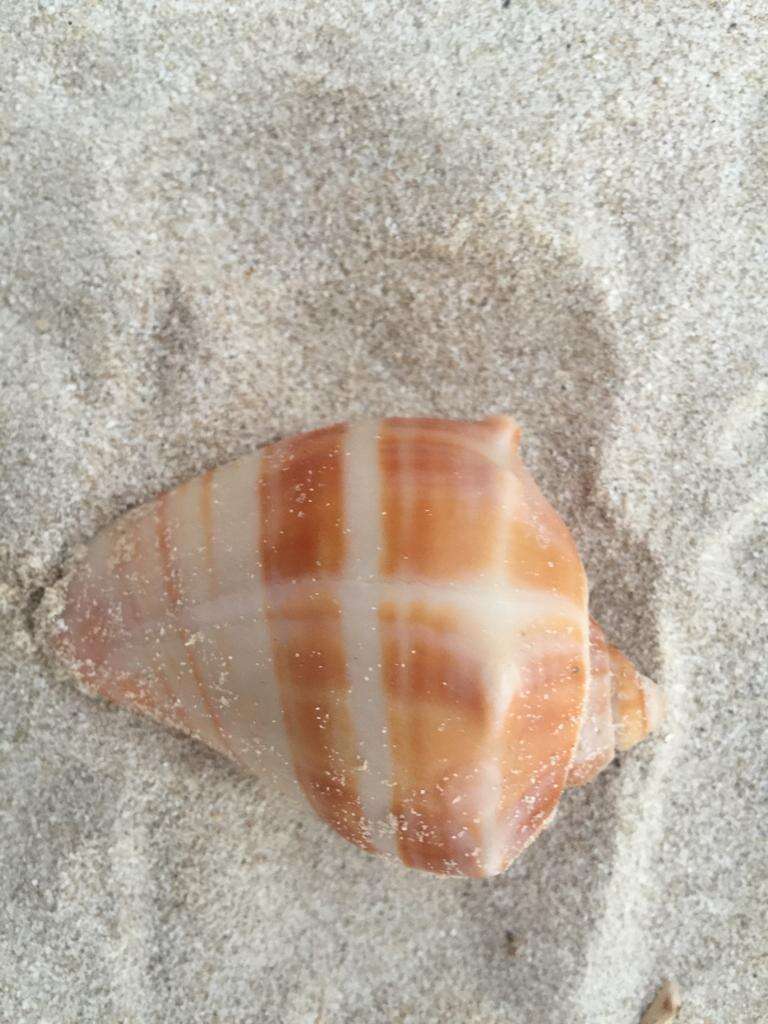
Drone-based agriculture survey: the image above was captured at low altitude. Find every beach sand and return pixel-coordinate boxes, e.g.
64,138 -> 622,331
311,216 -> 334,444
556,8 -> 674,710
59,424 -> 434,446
1,2 -> 766,1021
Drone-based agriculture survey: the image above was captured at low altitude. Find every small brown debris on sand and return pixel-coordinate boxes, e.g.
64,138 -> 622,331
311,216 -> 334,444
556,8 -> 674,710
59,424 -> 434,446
640,980 -> 682,1024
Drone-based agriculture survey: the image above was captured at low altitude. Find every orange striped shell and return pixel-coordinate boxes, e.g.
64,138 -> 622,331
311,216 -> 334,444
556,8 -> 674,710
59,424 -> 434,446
54,416 -> 665,877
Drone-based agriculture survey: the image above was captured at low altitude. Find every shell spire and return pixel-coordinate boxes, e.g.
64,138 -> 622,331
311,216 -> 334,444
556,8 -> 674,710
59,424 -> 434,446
608,643 -> 667,752
566,619 -> 665,789
51,415 -> 665,877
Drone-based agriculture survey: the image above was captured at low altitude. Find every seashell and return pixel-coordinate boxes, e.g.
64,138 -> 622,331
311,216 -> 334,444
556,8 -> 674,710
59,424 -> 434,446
52,416 -> 665,877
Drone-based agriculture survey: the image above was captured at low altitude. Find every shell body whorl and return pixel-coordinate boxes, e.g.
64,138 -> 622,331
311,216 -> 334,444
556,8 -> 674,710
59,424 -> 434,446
57,416 -> 663,877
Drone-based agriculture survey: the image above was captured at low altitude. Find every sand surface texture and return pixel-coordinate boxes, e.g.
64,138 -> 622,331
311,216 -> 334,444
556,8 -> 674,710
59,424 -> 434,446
1,2 -> 766,1022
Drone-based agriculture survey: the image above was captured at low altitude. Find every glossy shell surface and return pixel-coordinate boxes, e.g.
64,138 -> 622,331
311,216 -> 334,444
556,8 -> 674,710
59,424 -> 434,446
57,416 -> 663,877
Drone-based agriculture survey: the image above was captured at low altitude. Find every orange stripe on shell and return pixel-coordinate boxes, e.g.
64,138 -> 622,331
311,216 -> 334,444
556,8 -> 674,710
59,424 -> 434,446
608,641 -> 653,751
566,618 -> 615,788
267,590 -> 374,851
155,492 -> 233,756
379,600 -> 493,876
379,418 -> 517,582
377,416 -> 589,875
496,641 -> 585,867
260,423 -> 348,582
260,424 -> 374,851
506,460 -> 586,605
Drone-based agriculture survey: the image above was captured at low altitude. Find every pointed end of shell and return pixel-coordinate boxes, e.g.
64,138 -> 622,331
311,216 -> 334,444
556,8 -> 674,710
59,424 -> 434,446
608,643 -> 666,752
638,672 -> 667,738
484,414 -> 522,445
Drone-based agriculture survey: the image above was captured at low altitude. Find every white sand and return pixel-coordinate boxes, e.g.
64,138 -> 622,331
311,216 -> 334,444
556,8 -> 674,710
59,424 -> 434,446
1,2 -> 766,1021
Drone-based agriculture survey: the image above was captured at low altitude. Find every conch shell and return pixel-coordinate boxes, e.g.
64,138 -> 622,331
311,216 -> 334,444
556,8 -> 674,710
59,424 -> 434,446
52,416 -> 665,877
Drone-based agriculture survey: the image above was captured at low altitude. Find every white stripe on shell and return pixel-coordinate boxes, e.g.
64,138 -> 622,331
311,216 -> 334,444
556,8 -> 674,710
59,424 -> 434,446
106,583 -> 584,698
204,452 -> 303,799
339,419 -> 400,859
478,446 -> 523,875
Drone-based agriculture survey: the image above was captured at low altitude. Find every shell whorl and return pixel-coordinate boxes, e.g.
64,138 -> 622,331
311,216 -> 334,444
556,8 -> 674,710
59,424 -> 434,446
55,415 -> 663,877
